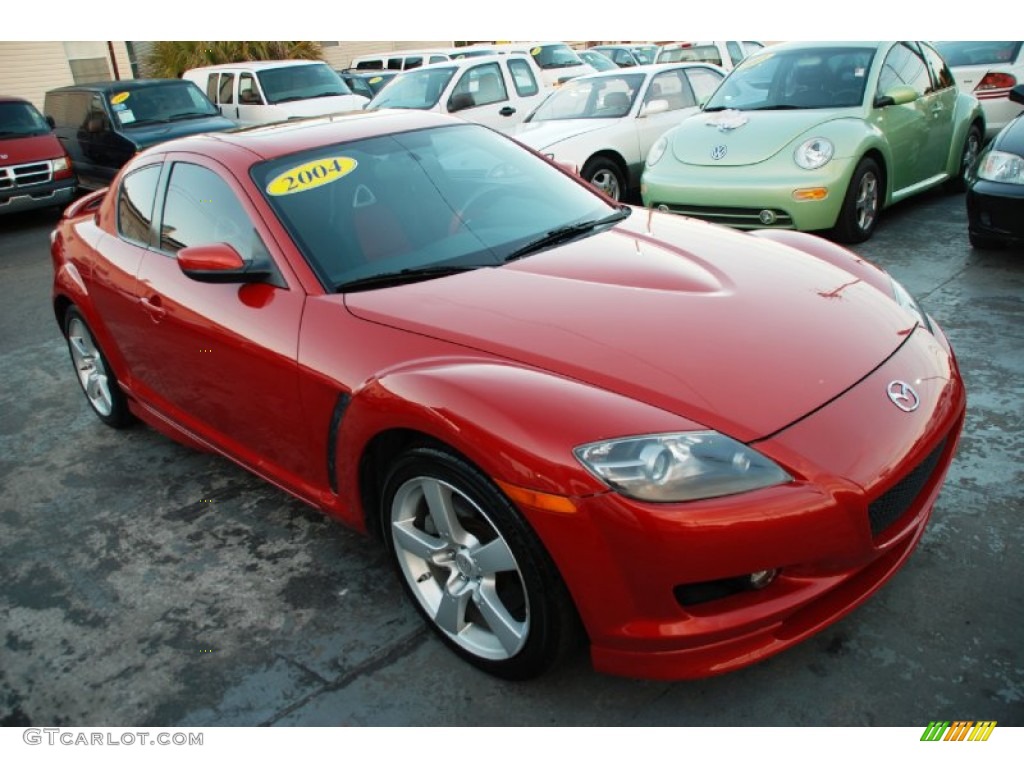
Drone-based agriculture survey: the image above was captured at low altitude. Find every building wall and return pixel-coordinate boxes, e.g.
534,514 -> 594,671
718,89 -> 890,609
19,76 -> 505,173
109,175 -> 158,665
0,41 -> 133,110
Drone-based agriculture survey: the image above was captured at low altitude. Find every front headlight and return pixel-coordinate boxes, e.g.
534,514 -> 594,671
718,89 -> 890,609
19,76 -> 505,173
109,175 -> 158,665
52,156 -> 70,173
574,431 -> 791,502
890,276 -> 933,334
794,137 -> 834,170
977,150 -> 1024,184
647,134 -> 668,167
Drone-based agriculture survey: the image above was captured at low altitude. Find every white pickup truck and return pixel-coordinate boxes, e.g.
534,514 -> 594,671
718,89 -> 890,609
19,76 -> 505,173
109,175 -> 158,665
366,55 -> 548,134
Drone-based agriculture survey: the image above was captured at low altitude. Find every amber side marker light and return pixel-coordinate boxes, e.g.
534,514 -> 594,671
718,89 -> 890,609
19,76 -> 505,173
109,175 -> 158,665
792,187 -> 829,201
497,480 -> 577,514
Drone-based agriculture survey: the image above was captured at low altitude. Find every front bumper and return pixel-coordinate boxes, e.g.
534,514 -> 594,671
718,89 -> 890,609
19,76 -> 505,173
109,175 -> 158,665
0,176 -> 77,216
966,177 -> 1024,246
518,323 -> 965,679
641,157 -> 857,233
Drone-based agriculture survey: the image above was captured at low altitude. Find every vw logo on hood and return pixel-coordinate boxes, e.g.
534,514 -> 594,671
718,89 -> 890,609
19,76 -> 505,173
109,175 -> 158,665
710,145 -> 727,161
887,380 -> 920,412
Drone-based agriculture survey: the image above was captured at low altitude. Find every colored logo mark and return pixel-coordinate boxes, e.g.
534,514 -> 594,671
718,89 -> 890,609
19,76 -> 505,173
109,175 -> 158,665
920,721 -> 997,741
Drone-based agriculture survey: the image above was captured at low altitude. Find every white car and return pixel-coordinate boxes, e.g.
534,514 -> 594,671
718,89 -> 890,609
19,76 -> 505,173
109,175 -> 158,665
934,41 -> 1024,138
182,60 -> 368,126
493,42 -> 596,88
656,41 -> 763,70
515,63 -> 726,200
366,55 -> 547,134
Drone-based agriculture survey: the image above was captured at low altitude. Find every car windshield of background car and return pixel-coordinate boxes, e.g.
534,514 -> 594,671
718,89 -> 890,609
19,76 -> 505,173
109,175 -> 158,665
251,123 -> 613,291
368,67 -> 457,109
532,44 -> 584,70
111,83 -> 219,127
256,63 -> 354,104
705,47 -> 876,111
657,45 -> 722,66
0,101 -> 51,137
531,73 -> 645,120
932,41 -> 1022,67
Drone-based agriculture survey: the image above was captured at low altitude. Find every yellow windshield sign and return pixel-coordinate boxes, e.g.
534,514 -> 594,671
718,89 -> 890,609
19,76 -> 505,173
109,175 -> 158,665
266,157 -> 358,196
369,76 -> 383,84
111,92 -> 131,104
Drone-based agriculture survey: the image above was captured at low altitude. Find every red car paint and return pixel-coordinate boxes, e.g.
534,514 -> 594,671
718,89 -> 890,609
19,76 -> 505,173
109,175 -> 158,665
50,110 -> 966,679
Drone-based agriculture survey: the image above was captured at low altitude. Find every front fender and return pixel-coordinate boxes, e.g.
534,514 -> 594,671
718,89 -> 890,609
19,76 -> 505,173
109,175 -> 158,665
946,94 -> 985,174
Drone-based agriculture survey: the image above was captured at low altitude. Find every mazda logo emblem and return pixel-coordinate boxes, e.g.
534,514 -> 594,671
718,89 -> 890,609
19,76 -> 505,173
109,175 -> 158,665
887,380 -> 920,412
710,145 -> 727,160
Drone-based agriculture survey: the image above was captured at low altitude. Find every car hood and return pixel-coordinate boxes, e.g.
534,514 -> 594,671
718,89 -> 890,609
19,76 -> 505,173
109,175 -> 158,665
122,115 -> 237,149
515,119 -> 620,150
671,109 -> 855,166
272,94 -> 369,116
345,215 -> 915,441
0,133 -> 64,163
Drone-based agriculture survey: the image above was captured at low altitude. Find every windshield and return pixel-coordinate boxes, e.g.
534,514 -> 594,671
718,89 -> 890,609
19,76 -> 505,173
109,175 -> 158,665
0,100 -> 51,137
933,41 -> 1022,67
530,73 -> 644,121
657,45 -> 722,66
581,52 -> 618,72
531,44 -> 584,70
631,46 -> 658,65
705,46 -> 876,111
252,123 -> 614,291
256,63 -> 353,104
368,67 -> 457,109
110,82 -> 219,127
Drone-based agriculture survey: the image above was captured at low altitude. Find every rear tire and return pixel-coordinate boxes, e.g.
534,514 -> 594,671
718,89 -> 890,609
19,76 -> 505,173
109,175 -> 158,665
946,124 -> 982,193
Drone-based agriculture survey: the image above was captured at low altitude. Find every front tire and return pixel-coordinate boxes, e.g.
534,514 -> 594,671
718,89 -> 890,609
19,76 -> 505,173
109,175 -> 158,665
581,157 -> 625,202
63,306 -> 132,428
381,445 -> 580,679
833,158 -> 881,244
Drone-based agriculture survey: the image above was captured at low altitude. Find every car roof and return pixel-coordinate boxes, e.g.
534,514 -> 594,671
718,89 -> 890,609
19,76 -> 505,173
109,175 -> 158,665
185,59 -> 330,73
566,62 -> 726,80
135,109 -> 460,164
45,79 -> 198,94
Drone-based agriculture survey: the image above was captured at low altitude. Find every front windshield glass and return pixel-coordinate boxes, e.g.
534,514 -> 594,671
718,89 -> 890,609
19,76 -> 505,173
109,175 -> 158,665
532,44 -> 584,70
581,52 -> 617,72
256,63 -> 353,104
110,82 -> 219,127
530,73 -> 645,121
933,41 -> 1022,67
705,46 -> 876,111
252,123 -> 614,291
368,67 -> 457,109
0,100 -> 51,137
631,46 -> 658,65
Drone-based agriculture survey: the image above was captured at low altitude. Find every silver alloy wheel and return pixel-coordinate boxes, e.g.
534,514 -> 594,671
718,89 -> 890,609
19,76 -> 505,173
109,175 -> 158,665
67,317 -> 113,417
855,170 -> 879,233
589,168 -> 621,201
390,476 -> 529,660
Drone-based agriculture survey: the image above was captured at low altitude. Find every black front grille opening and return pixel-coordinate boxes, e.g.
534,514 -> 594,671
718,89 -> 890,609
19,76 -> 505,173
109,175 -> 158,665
868,438 -> 948,537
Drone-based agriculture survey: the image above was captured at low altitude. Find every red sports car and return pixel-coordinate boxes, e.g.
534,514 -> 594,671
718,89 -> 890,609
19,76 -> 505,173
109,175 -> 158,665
50,110 -> 966,680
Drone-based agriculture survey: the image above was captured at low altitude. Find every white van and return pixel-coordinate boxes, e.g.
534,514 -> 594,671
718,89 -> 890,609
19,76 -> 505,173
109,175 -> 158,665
350,50 -> 452,71
366,54 -> 547,134
493,42 -> 595,88
182,60 -> 368,126
656,41 -> 764,70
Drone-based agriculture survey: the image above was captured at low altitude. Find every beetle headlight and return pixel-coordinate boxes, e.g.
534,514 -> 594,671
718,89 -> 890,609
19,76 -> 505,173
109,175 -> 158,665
890,276 -> 932,334
977,150 -> 1024,184
647,134 -> 669,167
574,431 -> 791,502
794,137 -> 834,170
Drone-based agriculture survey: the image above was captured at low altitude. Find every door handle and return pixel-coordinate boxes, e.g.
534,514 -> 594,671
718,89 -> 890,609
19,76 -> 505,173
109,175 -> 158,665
499,106 -> 517,117
140,294 -> 166,322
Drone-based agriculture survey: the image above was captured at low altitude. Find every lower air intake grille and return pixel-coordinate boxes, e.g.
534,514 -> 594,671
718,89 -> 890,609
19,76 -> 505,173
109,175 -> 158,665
868,438 -> 948,537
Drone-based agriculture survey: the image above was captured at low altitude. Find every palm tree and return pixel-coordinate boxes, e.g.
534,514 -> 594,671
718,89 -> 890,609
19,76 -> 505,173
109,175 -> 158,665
147,41 -> 323,78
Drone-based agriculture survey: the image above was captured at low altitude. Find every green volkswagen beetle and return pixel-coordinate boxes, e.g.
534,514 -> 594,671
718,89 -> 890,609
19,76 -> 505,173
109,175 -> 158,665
641,41 -> 985,242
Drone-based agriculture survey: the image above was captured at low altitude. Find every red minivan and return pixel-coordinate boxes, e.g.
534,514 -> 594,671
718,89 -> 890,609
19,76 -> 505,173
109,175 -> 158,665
1,95 -> 77,215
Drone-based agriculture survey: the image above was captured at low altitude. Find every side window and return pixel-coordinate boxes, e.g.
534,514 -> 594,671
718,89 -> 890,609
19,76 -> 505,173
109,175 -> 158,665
218,73 -> 235,105
238,73 -> 263,104
686,67 -> 725,104
205,74 -> 218,103
429,55 -> 448,64
159,162 -> 267,263
405,56 -> 424,70
356,60 -> 382,70
117,164 -> 162,245
614,50 -> 632,66
507,59 -> 539,97
86,95 -> 109,130
919,44 -> 955,93
387,57 -> 403,70
449,62 -> 508,110
646,70 -> 696,111
877,43 -> 931,97
726,41 -> 745,66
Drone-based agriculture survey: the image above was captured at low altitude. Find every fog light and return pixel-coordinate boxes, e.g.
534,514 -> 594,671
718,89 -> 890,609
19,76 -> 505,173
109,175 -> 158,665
792,187 -> 828,201
658,204 -> 669,212
758,209 -> 777,225
748,569 -> 778,589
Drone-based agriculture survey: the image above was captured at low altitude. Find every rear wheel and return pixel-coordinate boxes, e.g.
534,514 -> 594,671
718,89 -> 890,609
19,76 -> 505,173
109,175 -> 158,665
946,124 -> 982,193
381,445 -> 580,679
833,158 -> 881,243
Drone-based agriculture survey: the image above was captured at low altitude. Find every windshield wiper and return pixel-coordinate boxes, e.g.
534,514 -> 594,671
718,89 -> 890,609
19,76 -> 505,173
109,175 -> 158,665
749,104 -> 805,110
335,264 -> 482,292
165,111 -> 217,120
503,207 -> 632,262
